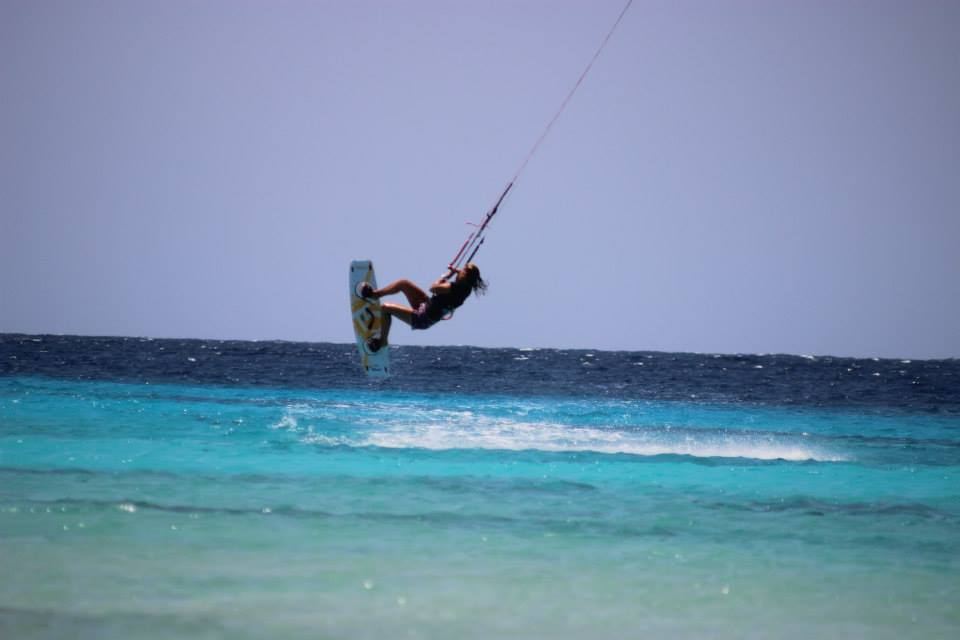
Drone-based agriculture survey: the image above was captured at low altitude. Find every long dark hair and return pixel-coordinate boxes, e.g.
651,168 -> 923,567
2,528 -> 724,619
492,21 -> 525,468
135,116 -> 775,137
461,263 -> 487,296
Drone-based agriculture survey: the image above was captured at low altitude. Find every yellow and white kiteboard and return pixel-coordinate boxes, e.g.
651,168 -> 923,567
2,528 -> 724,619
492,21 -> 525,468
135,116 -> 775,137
349,260 -> 390,378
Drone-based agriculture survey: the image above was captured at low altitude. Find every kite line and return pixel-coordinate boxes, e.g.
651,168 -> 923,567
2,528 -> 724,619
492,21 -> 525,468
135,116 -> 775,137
447,0 -> 634,273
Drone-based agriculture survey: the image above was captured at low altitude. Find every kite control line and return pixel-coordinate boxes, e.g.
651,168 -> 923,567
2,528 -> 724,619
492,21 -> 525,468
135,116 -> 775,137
448,181 -> 513,273
446,0 -> 634,271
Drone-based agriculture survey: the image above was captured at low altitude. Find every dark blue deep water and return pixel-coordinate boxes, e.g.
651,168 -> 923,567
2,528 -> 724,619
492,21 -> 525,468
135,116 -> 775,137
1,334 -> 958,639
4,334 -> 958,409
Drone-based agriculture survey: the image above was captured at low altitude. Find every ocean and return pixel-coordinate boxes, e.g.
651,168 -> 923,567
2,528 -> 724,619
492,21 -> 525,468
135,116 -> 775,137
1,334 -> 958,639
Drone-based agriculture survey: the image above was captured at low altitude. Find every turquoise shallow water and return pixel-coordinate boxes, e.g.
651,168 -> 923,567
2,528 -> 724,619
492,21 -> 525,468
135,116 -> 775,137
1,338 -> 959,638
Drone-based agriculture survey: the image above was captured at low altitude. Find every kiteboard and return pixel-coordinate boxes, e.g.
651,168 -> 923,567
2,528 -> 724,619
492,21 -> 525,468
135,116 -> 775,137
349,260 -> 390,378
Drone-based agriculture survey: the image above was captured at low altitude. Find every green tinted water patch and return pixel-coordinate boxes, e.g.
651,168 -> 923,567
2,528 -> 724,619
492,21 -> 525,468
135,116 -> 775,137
1,492 -> 957,640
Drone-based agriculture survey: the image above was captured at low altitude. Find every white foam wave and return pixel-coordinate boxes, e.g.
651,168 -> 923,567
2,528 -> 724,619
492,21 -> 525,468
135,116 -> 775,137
279,400 -> 848,462
270,403 -> 315,431
271,414 -> 299,431
352,419 -> 845,462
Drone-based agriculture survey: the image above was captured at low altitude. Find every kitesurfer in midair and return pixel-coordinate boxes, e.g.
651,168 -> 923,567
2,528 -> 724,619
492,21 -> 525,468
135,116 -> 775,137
357,263 -> 486,352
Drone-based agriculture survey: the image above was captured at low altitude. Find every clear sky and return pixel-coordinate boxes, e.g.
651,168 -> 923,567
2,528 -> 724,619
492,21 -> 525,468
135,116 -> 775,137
2,0 -> 958,358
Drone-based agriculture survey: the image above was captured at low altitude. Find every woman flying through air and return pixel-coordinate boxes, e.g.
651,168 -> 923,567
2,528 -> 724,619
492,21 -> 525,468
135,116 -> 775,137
356,263 -> 487,352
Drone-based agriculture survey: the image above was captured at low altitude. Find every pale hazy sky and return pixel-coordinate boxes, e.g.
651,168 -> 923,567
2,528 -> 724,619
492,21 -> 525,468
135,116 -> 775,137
2,0 -> 958,358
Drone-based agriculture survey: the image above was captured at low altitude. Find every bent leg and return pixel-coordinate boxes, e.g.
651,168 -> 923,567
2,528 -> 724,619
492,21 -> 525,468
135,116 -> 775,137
373,302 -> 417,350
374,279 -> 429,309
381,303 -> 413,329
